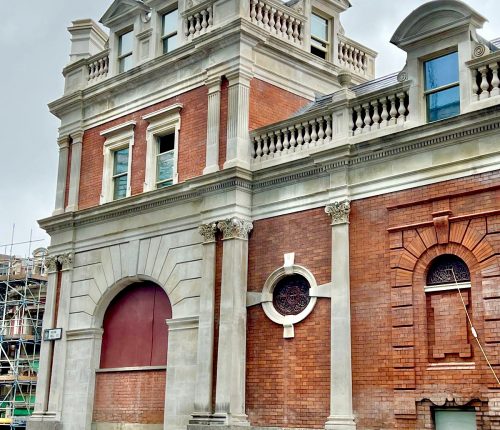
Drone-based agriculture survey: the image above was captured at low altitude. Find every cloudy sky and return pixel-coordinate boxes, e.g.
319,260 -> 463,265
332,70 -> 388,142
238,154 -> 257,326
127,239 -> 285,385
0,0 -> 498,257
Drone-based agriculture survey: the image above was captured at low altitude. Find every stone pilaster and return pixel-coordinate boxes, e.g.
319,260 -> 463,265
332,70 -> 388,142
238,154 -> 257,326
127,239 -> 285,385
325,200 -> 356,430
191,223 -> 218,421
53,136 -> 70,216
213,218 -> 253,426
204,77 -> 222,175
223,70 -> 252,170
66,131 -> 84,212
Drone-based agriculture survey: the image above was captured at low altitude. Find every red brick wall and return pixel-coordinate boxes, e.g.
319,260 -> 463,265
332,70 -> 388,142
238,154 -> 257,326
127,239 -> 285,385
246,209 -> 331,428
249,79 -> 310,131
78,86 -> 208,210
93,370 -> 166,424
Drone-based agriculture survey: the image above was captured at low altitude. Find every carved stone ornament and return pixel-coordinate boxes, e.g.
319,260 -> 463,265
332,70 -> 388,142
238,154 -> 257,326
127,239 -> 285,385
397,70 -> 408,82
217,218 -> 253,240
44,256 -> 59,273
325,199 -> 351,225
473,44 -> 486,58
198,223 -> 218,243
57,253 -> 73,271
273,274 -> 311,316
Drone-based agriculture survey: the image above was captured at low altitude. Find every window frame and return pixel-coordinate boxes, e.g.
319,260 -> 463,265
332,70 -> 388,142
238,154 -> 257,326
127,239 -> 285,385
155,134 -> 176,188
117,28 -> 134,73
100,121 -> 136,204
142,104 -> 182,192
423,50 -> 460,123
161,7 -> 179,55
112,148 -> 130,200
310,10 -> 331,60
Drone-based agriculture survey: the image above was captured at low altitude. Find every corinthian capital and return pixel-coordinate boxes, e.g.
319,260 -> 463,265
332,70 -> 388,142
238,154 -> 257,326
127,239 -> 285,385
325,199 -> 351,225
44,256 -> 59,273
57,253 -> 73,271
198,223 -> 218,243
217,218 -> 253,240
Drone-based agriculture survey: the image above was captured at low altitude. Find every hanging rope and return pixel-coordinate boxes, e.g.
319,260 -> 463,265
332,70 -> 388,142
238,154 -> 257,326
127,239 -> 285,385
451,268 -> 500,386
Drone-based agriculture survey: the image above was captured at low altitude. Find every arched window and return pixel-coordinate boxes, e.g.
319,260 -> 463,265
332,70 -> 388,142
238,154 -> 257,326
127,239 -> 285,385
100,282 -> 172,368
425,254 -> 470,292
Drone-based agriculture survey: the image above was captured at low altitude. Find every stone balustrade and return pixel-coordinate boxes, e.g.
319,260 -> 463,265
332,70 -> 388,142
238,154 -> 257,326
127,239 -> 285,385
249,0 -> 305,46
338,35 -> 375,77
87,50 -> 109,83
251,113 -> 333,162
184,2 -> 214,41
470,52 -> 500,101
351,89 -> 409,135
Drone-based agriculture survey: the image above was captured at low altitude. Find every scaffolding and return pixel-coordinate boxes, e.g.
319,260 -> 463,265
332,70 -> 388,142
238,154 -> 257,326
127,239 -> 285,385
0,231 -> 47,429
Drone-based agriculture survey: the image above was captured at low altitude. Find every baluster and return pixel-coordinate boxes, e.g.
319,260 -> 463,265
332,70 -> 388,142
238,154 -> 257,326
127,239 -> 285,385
281,14 -> 288,36
303,122 -> 311,147
472,70 -> 480,101
362,102 -> 372,133
251,139 -> 257,159
362,56 -> 368,74
268,133 -> 276,157
317,118 -> 325,145
388,95 -> 397,126
276,131 -> 283,155
354,106 -> 363,135
380,97 -> 389,128
325,116 -> 333,142
263,5 -> 270,29
479,66 -> 490,100
289,126 -> 297,151
353,49 -> 359,71
310,120 -> 318,146
298,22 -> 304,44
262,135 -> 269,158
250,0 -> 257,21
188,16 -> 195,36
195,13 -> 202,34
343,44 -> 349,65
347,47 -> 354,69
275,11 -> 282,36
269,8 -> 276,33
282,128 -> 290,152
338,42 -> 344,63
287,17 -> 294,40
358,52 -> 364,71
349,111 -> 355,137
207,7 -> 213,26
397,92 -> 407,123
490,63 -> 500,97
255,136 -> 263,159
296,124 -> 304,148
371,99 -> 380,130
292,20 -> 299,43
103,57 -> 109,76
257,2 -> 264,25
201,10 -> 208,32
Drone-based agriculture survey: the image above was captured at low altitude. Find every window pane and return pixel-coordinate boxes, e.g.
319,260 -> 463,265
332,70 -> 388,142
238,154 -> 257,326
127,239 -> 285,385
162,9 -> 178,36
435,410 -> 476,430
119,31 -> 133,56
157,151 -> 174,183
113,175 -> 128,200
427,86 -> 460,122
113,148 -> 129,175
159,134 -> 175,153
424,52 -> 459,90
311,13 -> 328,42
163,34 -> 179,54
119,54 -> 133,73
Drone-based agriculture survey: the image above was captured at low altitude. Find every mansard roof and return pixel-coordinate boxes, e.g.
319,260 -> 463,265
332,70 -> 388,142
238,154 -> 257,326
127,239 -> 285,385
100,0 -> 149,27
390,0 -> 486,49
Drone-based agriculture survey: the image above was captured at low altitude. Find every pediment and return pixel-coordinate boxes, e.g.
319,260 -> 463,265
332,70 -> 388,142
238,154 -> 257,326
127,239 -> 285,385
100,0 -> 149,27
391,0 -> 486,49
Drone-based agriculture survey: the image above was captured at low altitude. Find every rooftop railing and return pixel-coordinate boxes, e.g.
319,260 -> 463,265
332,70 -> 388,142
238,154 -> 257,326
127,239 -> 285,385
87,50 -> 110,84
337,35 -> 376,78
469,51 -> 500,101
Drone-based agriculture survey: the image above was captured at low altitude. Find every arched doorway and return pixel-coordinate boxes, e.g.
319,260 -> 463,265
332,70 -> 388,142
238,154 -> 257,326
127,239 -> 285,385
93,281 -> 172,427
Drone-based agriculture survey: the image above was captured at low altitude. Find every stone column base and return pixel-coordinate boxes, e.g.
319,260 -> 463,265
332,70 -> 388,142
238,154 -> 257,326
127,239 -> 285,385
27,413 -> 60,430
325,415 -> 356,430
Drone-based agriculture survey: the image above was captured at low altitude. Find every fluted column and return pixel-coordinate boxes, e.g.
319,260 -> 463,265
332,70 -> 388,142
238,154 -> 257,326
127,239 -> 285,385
213,218 -> 253,426
204,77 -> 222,175
325,200 -> 356,430
223,70 -> 252,170
53,136 -> 70,215
191,223 -> 218,421
32,257 -> 59,417
66,131 -> 84,212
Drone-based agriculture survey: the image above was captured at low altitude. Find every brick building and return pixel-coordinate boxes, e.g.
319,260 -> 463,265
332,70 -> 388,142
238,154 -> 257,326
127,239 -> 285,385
29,0 -> 500,429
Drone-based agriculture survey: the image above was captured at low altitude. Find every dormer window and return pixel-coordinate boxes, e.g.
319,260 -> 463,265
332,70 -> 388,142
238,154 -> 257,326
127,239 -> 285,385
311,12 -> 329,60
118,30 -> 133,73
162,9 -> 178,54
424,51 -> 460,122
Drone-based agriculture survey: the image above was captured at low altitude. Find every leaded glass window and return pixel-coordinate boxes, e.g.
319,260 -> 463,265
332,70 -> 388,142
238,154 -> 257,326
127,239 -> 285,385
272,274 -> 311,316
426,254 -> 470,286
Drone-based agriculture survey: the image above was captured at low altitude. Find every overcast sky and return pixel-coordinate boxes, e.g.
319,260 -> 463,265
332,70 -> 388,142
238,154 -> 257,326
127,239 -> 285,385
0,0 -> 498,258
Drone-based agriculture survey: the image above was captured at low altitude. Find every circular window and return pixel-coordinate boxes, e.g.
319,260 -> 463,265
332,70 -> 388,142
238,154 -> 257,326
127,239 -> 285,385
273,274 -> 311,316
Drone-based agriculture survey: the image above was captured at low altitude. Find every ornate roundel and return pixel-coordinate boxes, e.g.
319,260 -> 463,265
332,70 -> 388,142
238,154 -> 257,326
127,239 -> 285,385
272,274 -> 311,316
